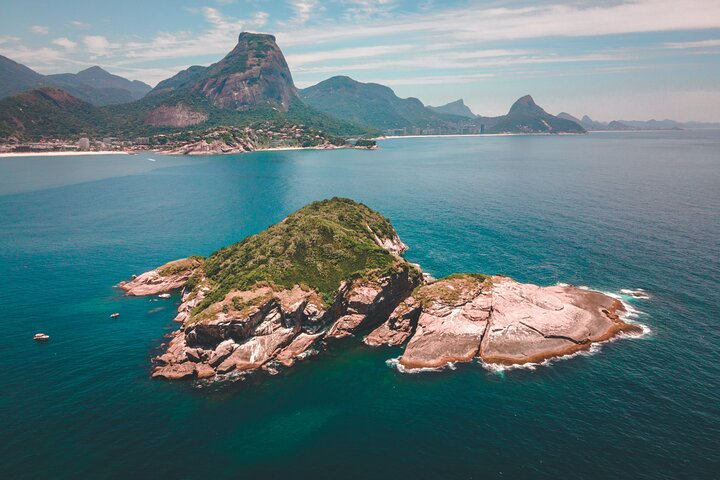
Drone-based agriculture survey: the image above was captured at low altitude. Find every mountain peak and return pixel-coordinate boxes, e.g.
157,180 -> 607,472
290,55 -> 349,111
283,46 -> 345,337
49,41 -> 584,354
149,31 -> 297,113
508,94 -> 546,116
238,32 -> 276,43
79,66 -> 108,75
427,99 -> 476,118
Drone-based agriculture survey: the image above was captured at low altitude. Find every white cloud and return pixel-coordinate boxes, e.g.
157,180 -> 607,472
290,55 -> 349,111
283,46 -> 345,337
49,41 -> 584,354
663,39 -> 720,49
287,0 -> 321,24
287,44 -> 414,66
30,25 -> 49,35
119,7 -> 269,63
277,0 -> 720,46
52,37 -> 77,50
83,35 -> 119,57
72,20 -> 90,29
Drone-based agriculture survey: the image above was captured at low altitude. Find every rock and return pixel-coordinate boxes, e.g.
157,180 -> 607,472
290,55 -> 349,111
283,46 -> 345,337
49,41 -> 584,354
195,363 -> 216,380
276,333 -> 324,367
216,327 -> 296,373
151,362 -> 196,380
208,340 -> 238,367
399,276 -> 491,369
365,296 -> 421,347
479,277 -> 641,365
144,104 -> 207,128
119,257 -> 203,296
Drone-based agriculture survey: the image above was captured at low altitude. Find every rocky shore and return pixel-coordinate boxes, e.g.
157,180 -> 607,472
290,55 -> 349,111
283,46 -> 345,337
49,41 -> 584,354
118,198 -> 642,381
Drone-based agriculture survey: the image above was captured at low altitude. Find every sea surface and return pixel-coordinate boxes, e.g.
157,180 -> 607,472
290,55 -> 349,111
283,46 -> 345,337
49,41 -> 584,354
1,131 -> 718,479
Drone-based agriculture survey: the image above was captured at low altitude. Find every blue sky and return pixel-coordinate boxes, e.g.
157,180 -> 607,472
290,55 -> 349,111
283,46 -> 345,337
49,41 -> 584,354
2,0 -> 720,121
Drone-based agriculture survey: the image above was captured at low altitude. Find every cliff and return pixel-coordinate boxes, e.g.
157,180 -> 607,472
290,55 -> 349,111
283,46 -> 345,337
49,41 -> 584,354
119,198 -> 641,381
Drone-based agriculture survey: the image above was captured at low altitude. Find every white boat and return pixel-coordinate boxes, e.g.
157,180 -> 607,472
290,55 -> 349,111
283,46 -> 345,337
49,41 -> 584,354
110,312 -> 120,318
34,333 -> 50,341
158,293 -> 171,299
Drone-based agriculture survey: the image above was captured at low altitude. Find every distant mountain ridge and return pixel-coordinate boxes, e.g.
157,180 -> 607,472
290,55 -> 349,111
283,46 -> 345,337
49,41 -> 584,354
481,95 -> 585,134
0,33 -> 368,141
427,99 -> 476,118
0,55 -> 150,106
299,76 -> 468,130
48,66 -> 151,105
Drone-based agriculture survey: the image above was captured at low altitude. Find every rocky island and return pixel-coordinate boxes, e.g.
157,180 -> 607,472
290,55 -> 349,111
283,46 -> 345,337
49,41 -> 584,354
118,198 -> 642,381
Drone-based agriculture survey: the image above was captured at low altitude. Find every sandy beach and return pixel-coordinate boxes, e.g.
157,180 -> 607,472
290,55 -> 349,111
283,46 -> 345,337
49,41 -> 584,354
0,151 -> 129,158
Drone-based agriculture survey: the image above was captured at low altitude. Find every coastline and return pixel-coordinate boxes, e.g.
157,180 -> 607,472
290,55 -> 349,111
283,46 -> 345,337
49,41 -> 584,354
0,151 -> 129,158
376,132 -> 583,140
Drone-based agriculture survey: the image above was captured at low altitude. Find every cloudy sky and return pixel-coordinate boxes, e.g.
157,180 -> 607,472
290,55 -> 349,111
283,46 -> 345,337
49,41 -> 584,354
2,0 -> 720,121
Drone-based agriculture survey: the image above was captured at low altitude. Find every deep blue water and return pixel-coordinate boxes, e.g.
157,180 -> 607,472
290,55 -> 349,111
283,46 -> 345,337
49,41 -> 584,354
1,131 -> 718,479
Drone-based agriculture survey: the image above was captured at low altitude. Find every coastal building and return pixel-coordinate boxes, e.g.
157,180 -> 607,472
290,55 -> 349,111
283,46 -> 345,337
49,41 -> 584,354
78,137 -> 90,150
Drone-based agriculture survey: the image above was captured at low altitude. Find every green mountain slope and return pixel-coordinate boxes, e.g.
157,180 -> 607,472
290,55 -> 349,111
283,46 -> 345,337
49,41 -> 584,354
0,55 -> 49,99
299,76 -> 467,130
0,87 -> 111,140
427,99 -> 476,118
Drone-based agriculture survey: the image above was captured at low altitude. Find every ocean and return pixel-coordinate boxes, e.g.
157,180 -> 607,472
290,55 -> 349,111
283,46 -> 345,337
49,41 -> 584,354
1,131 -> 718,479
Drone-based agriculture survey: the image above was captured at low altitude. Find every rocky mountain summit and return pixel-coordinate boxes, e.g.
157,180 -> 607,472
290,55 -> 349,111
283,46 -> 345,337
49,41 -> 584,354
150,32 -> 297,112
119,198 -> 642,381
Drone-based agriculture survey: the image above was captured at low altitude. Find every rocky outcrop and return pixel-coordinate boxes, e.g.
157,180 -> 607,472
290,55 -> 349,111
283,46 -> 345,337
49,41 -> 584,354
148,266 -> 420,381
118,257 -> 204,296
147,33 -> 297,113
160,138 -> 254,155
387,275 -> 642,369
479,277 -> 642,365
145,104 -> 208,127
120,199 -> 643,383
399,275 -> 492,369
364,296 -> 420,347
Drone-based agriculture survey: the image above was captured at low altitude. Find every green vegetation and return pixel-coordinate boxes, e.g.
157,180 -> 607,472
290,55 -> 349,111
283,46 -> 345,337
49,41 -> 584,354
157,256 -> 205,276
193,198 -> 407,313
299,75 -> 470,131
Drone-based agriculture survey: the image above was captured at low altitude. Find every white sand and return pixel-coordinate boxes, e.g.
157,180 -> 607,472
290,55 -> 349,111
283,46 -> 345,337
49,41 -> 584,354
0,151 -> 129,158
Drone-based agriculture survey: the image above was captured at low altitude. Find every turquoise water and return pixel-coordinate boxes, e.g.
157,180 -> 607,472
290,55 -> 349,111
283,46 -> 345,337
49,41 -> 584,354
1,132 -> 718,479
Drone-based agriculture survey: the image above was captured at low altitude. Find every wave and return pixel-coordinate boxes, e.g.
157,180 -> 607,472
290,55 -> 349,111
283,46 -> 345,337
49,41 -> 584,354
385,356 -> 457,374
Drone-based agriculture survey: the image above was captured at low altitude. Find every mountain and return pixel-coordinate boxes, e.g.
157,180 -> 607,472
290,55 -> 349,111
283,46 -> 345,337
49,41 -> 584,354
559,114 -> 635,131
0,55 -> 151,106
149,32 -> 296,112
299,76 -> 469,130
427,99 -> 476,118
484,95 -> 586,134
47,66 -> 151,105
0,87 -> 110,140
0,55 -> 49,99
0,33 -> 369,141
557,112 -> 582,124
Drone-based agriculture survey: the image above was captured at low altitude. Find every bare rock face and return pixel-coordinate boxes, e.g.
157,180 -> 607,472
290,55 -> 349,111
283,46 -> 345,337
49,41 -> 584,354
327,266 -> 418,339
390,275 -> 642,370
399,276 -> 492,369
364,296 -> 420,347
118,257 -> 204,296
148,32 -> 298,113
479,277 -> 642,365
145,104 -> 208,127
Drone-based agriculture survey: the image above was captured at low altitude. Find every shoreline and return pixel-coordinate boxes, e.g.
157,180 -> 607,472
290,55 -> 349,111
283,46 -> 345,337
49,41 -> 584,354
376,132 -> 583,140
0,151 -> 129,158
0,144 -> 372,158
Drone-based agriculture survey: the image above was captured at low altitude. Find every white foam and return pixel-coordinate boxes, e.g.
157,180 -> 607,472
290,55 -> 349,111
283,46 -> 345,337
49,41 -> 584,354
385,356 -> 457,374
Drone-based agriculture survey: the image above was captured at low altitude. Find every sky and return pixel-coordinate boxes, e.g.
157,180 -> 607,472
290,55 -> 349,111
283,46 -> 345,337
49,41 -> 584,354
1,0 -> 720,121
